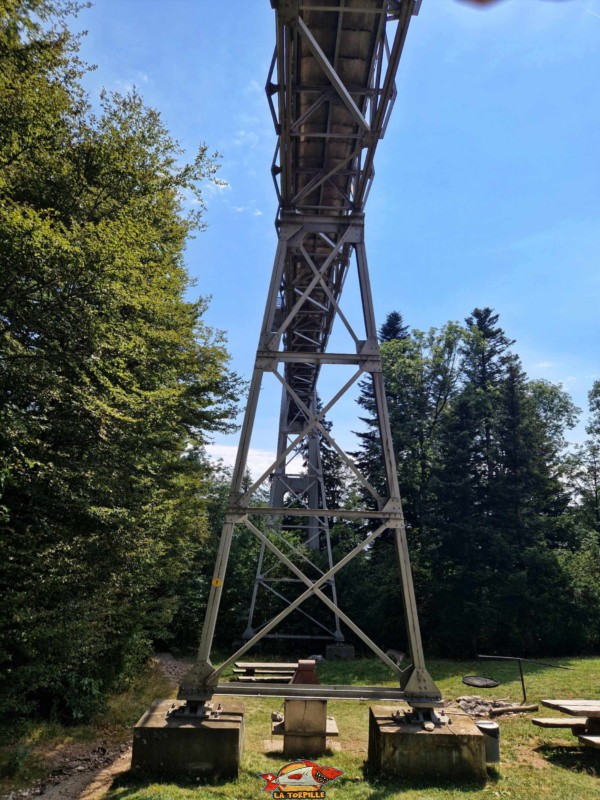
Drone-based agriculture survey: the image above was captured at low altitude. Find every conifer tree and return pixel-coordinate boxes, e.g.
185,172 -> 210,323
355,311 -> 411,499
430,311 -> 579,654
569,381 -> 600,535
378,311 -> 409,343
352,317 -> 463,646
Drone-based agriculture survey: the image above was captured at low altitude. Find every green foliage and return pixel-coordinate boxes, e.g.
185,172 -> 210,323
0,659 -> 173,793
4,655 -> 600,800
352,307 -> 600,656
569,380 -> 600,534
351,318 -> 464,645
0,0 -> 240,719
166,462 -> 277,650
378,310 -> 409,343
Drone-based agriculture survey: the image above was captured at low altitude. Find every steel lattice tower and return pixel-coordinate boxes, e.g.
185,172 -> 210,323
180,0 -> 441,708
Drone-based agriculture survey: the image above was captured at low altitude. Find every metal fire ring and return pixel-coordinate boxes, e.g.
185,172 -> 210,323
462,675 -> 500,689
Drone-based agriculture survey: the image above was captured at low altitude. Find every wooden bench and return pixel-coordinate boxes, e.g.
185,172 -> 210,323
578,735 -> 600,749
233,661 -> 298,683
532,717 -> 588,730
235,661 -> 298,672
233,667 -> 295,673
534,700 -> 600,749
232,668 -> 295,675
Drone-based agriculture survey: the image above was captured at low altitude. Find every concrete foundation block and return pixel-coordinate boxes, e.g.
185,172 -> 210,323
269,699 -> 340,757
132,699 -> 244,779
284,699 -> 326,757
368,704 -> 486,782
325,643 -> 355,660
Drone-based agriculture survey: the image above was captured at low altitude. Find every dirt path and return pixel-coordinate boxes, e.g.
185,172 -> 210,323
3,654 -> 188,800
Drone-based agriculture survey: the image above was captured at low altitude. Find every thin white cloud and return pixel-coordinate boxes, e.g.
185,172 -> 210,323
231,206 -> 263,216
205,444 -> 276,481
533,361 -> 554,369
115,80 -> 133,93
233,128 -> 260,149
180,187 -> 203,207
113,71 -> 151,94
203,179 -> 231,197
244,79 -> 262,95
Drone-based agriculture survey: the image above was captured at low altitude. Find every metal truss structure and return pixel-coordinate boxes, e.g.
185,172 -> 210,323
243,395 -> 344,644
179,0 -> 441,708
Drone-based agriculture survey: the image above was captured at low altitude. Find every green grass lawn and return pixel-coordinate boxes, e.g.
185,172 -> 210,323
2,656 -> 599,800
110,655 -> 600,800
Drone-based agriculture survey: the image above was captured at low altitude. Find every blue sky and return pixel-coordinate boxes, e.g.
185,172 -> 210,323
72,0 -> 600,472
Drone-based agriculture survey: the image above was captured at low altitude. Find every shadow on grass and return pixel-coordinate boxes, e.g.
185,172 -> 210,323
262,748 -> 339,762
359,763 -> 492,796
106,767 -> 232,797
104,763 -> 500,799
536,744 -> 599,776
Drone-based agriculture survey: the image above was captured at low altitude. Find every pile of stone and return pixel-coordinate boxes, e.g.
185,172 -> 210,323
454,696 -> 513,717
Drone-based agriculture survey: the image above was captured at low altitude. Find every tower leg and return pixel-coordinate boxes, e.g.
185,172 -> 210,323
355,240 -> 438,697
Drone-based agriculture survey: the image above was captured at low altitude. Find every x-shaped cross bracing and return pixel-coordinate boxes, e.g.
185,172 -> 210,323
207,516 -> 402,683
239,366 -> 381,506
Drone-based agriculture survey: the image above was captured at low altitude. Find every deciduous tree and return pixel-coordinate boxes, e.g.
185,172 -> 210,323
0,1 -> 240,718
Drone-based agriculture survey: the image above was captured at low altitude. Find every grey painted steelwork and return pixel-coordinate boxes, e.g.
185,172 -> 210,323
179,0 -> 441,708
244,389 -> 343,644
183,683 -> 443,705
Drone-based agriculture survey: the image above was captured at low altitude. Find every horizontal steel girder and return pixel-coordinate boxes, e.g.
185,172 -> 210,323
233,507 -> 401,520
185,683 -> 443,706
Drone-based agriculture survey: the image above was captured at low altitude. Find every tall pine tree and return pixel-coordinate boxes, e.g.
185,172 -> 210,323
430,310 -> 580,654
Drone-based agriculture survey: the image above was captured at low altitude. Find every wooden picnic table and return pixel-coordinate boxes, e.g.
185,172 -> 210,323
532,699 -> 600,749
234,661 -> 298,671
232,661 -> 298,684
542,699 -> 600,718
